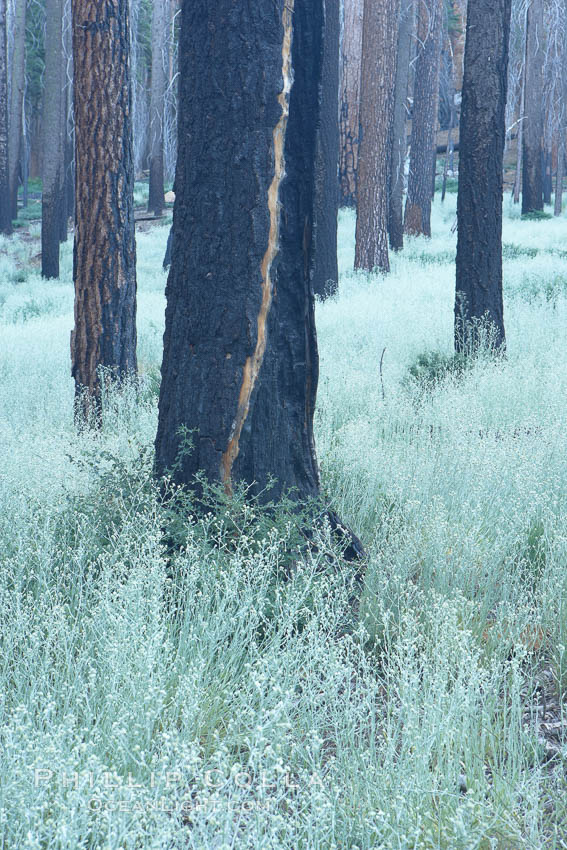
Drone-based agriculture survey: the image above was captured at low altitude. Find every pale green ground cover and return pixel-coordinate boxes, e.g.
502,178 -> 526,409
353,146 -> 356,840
1,195 -> 567,848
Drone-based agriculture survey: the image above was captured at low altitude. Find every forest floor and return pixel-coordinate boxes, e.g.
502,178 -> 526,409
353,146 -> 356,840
1,191 -> 567,848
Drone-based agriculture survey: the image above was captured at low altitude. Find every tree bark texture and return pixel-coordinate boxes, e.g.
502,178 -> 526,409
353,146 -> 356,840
7,0 -> 26,221
312,0 -> 339,298
71,0 -> 137,414
41,0 -> 64,277
0,0 -> 9,234
148,0 -> 166,216
522,0 -> 544,215
404,0 -> 443,237
155,0 -> 323,503
455,0 -> 511,353
388,0 -> 414,251
354,0 -> 401,271
339,0 -> 363,206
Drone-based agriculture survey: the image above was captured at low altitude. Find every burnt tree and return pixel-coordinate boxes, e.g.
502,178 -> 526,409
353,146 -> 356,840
455,0 -> 512,353
389,0 -> 415,251
155,0 -> 325,502
522,0 -> 544,215
71,0 -> 137,418
312,0 -> 339,298
404,0 -> 443,237
0,0 -> 10,235
147,0 -> 166,217
339,0 -> 364,206
41,0 -> 64,277
354,0 -> 401,272
8,0 -> 26,221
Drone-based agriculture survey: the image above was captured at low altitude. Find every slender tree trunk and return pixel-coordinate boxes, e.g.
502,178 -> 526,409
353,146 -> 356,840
148,0 -> 166,216
543,145 -> 552,205
513,45 -> 526,204
455,0 -> 511,354
441,96 -> 455,201
388,0 -> 415,251
555,136 -> 564,215
58,0 -> 71,243
354,0 -> 401,272
312,0 -> 340,298
404,0 -> 443,237
339,0 -> 363,206
41,0 -> 63,278
8,0 -> 26,221
522,0 -> 544,215
155,0 -> 324,502
0,0 -> 9,235
71,0 -> 137,419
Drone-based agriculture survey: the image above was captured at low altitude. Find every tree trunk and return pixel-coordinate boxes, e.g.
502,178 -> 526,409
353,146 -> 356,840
388,0 -> 415,252
339,0 -> 363,206
71,0 -> 137,419
555,136 -> 564,215
455,0 -> 511,354
354,0 -> 401,272
404,0 -> 443,237
543,145 -> 552,205
0,0 -> 9,235
7,0 -> 26,222
513,42 -> 526,205
155,0 -> 324,503
312,0 -> 340,298
148,0 -> 166,216
522,0 -> 544,215
41,0 -> 63,278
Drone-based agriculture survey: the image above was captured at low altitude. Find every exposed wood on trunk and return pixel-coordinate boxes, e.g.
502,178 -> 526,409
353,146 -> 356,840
354,0 -> 401,272
404,0 -> 443,237
155,0 -> 324,503
71,0 -> 137,420
455,0 -> 512,354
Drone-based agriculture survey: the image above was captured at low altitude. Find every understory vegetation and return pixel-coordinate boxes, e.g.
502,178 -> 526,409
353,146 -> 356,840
1,196 -> 567,848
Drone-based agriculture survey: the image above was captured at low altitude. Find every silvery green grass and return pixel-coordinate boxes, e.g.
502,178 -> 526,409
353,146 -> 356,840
1,191 -> 567,849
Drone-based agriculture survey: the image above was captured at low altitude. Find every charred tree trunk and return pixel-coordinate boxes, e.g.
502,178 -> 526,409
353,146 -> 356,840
312,0 -> 340,298
41,0 -> 63,278
147,0 -> 166,217
388,0 -> 415,251
0,0 -> 9,235
404,0 -> 443,237
71,0 -> 137,419
522,0 -> 544,215
339,0 -> 363,206
155,0 -> 324,503
455,0 -> 511,354
8,0 -> 26,222
354,0 -> 401,272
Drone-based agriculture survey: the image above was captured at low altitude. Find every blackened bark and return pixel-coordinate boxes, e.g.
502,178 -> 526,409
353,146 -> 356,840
148,0 -> 166,217
389,0 -> 414,252
8,0 -> 26,221
404,0 -> 443,237
339,0 -> 363,206
312,0 -> 339,298
155,0 -> 323,503
41,0 -> 63,277
522,0 -> 544,215
71,0 -> 137,417
354,0 -> 401,272
0,0 -> 10,235
455,0 -> 511,354
163,226 -> 173,269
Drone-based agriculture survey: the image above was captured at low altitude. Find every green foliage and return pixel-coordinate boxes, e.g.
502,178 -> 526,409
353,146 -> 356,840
406,349 -> 470,392
521,210 -> 553,221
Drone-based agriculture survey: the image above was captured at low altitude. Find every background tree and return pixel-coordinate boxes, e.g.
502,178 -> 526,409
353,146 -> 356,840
404,0 -> 444,237
155,0 -> 325,502
147,0 -> 166,216
7,0 -> 26,221
71,0 -> 137,418
312,0 -> 340,298
41,0 -> 63,278
522,0 -> 544,215
455,0 -> 512,353
355,0 -> 401,272
389,0 -> 415,251
0,0 -> 9,234
339,0 -> 364,206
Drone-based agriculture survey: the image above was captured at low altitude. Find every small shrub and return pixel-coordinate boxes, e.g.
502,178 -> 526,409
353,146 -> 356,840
405,349 -> 469,393
521,210 -> 552,221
